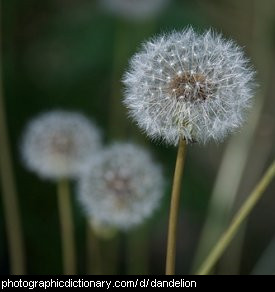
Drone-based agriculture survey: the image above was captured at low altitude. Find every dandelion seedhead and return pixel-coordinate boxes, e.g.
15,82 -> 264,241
21,110 -> 101,180
123,28 -> 256,145
78,143 -> 164,230
101,0 -> 169,21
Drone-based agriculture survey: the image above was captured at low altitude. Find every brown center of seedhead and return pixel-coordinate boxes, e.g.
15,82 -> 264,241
106,174 -> 132,197
168,72 -> 214,101
51,133 -> 74,155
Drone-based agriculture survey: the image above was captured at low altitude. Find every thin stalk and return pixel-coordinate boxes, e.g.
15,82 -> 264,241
196,160 -> 275,275
0,85 -> 26,275
57,179 -> 76,275
0,2 -> 26,274
166,138 -> 187,275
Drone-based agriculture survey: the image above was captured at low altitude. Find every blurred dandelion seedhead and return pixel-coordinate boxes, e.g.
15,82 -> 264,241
101,0 -> 170,21
21,110 -> 101,180
78,143 -> 164,230
123,28 -> 256,145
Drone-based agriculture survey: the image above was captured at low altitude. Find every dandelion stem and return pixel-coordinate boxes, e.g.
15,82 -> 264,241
57,179 -> 76,275
0,3 -> 26,274
196,160 -> 275,275
0,83 -> 26,275
166,137 -> 187,275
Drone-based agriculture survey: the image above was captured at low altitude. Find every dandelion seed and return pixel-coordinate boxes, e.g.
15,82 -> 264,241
20,110 -> 102,274
21,110 -> 101,180
123,28 -> 256,145
123,27 -> 257,275
77,143 -> 164,230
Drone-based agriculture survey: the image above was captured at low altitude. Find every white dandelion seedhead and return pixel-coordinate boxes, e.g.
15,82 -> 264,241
78,143 -> 164,230
21,110 -> 102,180
123,28 -> 256,145
101,0 -> 170,21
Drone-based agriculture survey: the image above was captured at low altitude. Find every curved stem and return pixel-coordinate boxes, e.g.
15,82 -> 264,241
196,160 -> 275,275
166,138 -> 187,275
0,2 -> 26,274
57,179 -> 76,275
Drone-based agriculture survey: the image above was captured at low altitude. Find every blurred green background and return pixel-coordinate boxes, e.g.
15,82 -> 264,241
0,0 -> 275,275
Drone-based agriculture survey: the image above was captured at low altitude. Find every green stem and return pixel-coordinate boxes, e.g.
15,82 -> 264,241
196,160 -> 275,275
0,2 -> 26,274
57,179 -> 76,275
165,138 -> 187,275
